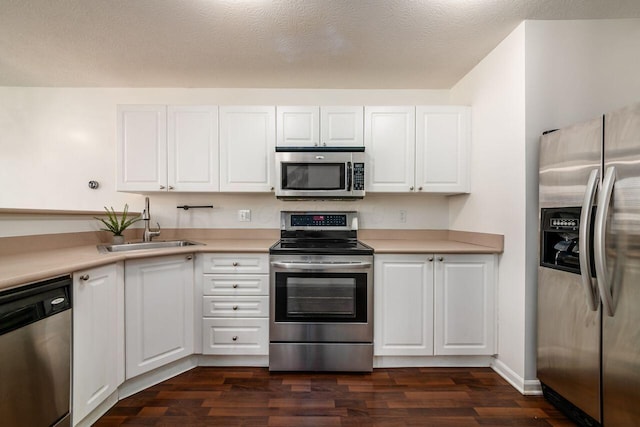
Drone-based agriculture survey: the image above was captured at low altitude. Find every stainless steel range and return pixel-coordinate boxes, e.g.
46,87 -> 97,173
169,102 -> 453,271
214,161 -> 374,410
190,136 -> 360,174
269,211 -> 374,372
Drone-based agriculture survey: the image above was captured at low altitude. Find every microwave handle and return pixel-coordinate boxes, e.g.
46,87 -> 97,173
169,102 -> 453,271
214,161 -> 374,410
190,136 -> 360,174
347,162 -> 352,191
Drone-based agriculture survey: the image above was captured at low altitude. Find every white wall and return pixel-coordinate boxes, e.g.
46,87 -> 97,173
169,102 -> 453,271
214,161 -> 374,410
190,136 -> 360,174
523,18 -> 640,379
0,87 -> 450,236
449,24 -> 528,385
449,18 -> 640,389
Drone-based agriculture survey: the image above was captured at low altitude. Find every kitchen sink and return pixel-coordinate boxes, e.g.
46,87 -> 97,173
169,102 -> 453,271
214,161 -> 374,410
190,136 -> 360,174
97,240 -> 203,253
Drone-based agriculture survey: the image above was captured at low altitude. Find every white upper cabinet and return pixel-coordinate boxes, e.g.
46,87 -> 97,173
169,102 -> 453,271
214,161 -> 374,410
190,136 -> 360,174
117,105 -> 167,192
364,106 -> 416,192
117,105 -> 219,192
365,105 -> 470,194
416,106 -> 470,193
277,106 -> 364,147
168,106 -> 219,191
219,106 -> 275,192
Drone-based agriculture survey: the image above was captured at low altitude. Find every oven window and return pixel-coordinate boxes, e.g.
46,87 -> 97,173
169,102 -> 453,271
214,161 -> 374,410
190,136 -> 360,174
281,163 -> 345,190
275,272 -> 367,323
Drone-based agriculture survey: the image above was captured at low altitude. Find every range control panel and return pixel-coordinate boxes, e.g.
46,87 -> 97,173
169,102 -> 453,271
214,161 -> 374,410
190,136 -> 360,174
353,163 -> 365,191
290,214 -> 347,227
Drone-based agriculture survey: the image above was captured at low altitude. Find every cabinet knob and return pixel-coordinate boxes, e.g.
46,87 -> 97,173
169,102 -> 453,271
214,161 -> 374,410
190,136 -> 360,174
79,274 -> 90,281
323,142 -> 327,146
428,257 -> 434,262
168,186 -> 174,190
186,255 -> 193,260
270,187 -> 274,191
314,143 -> 318,146
233,305 -> 238,311
409,186 -> 414,191
232,336 -> 238,341
159,185 -> 166,190
438,257 -> 444,262
232,284 -> 238,288
418,187 -> 423,191
232,262 -> 239,267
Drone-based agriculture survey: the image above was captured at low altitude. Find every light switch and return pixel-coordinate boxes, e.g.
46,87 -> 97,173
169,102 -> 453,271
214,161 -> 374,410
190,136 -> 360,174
238,209 -> 251,222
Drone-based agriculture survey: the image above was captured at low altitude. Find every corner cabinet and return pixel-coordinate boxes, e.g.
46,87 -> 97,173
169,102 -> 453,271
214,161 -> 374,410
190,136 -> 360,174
72,263 -> 124,426
276,106 -> 364,147
365,106 -> 470,194
374,253 -> 496,357
117,105 -> 219,192
219,106 -> 276,192
125,254 -> 195,379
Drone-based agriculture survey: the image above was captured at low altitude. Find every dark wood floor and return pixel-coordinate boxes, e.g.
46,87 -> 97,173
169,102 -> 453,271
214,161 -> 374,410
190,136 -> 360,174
94,367 -> 575,426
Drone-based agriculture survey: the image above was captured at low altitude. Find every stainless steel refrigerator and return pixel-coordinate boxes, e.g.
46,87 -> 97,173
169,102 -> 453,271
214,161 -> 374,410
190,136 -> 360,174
538,102 -> 640,427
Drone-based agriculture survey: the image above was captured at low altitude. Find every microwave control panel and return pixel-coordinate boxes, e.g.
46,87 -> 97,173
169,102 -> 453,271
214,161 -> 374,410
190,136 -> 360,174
353,163 -> 365,190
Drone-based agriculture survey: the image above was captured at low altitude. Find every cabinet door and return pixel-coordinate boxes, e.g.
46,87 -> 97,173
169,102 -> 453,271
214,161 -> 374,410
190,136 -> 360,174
364,106 -> 416,192
125,254 -> 194,379
117,105 -> 167,192
434,254 -> 496,355
321,106 -> 364,147
415,106 -> 470,194
168,105 -> 219,191
374,255 -> 434,356
219,106 -> 275,192
276,106 -> 319,147
73,263 -> 124,425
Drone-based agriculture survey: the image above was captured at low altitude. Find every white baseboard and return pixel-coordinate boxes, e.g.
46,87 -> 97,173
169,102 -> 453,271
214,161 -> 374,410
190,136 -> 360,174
198,354 -> 268,367
491,358 -> 542,395
118,355 -> 198,399
374,355 -> 493,368
74,391 -> 119,427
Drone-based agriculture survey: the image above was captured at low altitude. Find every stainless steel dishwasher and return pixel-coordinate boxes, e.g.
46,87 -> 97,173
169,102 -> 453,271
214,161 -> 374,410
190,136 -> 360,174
0,275 -> 72,427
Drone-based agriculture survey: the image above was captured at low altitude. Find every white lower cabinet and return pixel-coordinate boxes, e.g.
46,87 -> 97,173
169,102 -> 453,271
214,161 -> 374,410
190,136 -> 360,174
374,255 -> 434,355
72,263 -> 124,426
434,254 -> 496,355
200,253 -> 269,356
374,253 -> 496,357
125,254 -> 195,379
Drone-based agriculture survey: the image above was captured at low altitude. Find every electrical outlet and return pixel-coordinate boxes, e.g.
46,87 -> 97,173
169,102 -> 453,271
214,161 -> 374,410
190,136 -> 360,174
399,210 -> 407,223
238,209 -> 251,222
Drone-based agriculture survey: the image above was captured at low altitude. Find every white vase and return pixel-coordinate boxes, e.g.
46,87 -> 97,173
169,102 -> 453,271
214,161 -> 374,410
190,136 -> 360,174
112,235 -> 125,245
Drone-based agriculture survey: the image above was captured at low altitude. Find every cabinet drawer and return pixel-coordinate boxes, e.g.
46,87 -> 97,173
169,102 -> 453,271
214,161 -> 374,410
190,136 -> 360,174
201,253 -> 269,274
202,274 -> 269,295
203,296 -> 269,317
202,318 -> 269,355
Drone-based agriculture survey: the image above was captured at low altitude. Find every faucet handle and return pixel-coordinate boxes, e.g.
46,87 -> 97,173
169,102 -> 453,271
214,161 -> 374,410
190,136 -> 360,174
155,222 -> 161,232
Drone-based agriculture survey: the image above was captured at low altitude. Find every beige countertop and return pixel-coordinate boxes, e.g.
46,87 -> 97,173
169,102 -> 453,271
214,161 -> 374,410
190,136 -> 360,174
0,229 -> 503,292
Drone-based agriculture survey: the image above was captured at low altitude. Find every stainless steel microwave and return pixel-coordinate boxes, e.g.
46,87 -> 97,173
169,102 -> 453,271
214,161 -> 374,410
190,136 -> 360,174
275,148 -> 365,199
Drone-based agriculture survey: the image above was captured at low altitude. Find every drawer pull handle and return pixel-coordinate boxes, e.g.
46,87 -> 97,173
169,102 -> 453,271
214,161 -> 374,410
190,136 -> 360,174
233,305 -> 238,310
232,262 -> 239,267
80,274 -> 90,281
232,336 -> 238,341
233,284 -> 238,288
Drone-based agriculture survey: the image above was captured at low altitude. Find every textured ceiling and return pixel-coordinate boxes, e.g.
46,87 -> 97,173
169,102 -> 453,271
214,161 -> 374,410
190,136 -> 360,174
1,0 -> 640,89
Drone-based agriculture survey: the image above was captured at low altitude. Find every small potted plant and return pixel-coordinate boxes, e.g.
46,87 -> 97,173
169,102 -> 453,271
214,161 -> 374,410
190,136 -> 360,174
95,204 -> 141,244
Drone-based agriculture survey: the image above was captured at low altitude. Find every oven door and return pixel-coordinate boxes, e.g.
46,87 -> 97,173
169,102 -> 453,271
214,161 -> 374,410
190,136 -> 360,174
269,255 -> 373,343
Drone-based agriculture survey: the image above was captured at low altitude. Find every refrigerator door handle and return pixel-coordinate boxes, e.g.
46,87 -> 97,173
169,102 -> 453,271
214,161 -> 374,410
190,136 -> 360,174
579,168 -> 600,311
594,166 -> 616,317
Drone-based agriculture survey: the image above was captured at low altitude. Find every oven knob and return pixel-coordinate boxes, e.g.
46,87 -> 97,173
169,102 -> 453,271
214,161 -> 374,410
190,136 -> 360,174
232,336 -> 238,341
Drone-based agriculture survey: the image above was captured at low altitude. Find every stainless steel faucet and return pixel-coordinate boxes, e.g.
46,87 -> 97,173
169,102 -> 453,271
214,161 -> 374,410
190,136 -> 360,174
142,197 -> 161,242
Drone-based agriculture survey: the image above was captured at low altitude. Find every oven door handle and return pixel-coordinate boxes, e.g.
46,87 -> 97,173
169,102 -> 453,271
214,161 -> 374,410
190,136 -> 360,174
270,261 -> 372,270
